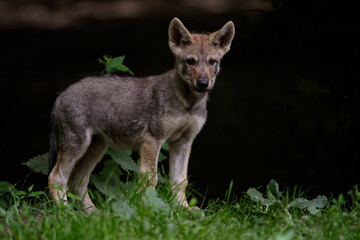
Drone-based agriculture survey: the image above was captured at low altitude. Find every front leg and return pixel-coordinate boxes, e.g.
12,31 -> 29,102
139,134 -> 162,189
169,138 -> 193,208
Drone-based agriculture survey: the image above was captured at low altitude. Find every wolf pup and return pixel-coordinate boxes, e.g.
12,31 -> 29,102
48,17 -> 235,214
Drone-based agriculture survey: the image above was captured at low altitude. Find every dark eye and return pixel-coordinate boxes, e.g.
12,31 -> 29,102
208,59 -> 217,66
185,58 -> 196,65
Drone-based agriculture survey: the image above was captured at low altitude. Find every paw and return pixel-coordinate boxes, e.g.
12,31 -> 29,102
83,205 -> 98,215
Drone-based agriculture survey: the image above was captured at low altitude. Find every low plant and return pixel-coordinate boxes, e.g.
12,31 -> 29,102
247,179 -> 328,215
1,175 -> 360,239
98,54 -> 134,75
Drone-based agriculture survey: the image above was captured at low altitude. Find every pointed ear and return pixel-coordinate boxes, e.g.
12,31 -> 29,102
209,21 -> 235,55
168,18 -> 193,55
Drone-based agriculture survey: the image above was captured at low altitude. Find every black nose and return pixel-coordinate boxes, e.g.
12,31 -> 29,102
196,79 -> 209,90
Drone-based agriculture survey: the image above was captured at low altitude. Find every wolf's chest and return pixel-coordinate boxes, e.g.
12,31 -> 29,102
160,113 -> 206,142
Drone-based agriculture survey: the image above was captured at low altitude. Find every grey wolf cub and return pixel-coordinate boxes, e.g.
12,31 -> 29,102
48,17 -> 235,214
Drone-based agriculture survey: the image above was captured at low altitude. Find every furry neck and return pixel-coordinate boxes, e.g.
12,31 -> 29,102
171,70 -> 208,111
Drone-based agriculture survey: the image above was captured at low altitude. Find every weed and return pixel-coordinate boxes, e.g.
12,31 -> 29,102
98,55 -> 134,75
1,176 -> 360,239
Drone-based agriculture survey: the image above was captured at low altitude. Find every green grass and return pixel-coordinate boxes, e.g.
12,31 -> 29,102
1,179 -> 360,240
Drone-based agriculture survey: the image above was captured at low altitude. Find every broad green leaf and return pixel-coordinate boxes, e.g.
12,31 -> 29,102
189,197 -> 198,207
141,188 -> 170,214
28,184 -> 34,193
120,180 -> 134,195
18,191 -> 27,196
110,55 -> 125,65
99,55 -> 134,75
161,142 -> 170,151
308,195 -> 328,209
158,152 -> 167,162
262,198 -> 274,207
106,55 -> 134,75
267,179 -> 280,201
247,188 -> 274,206
112,201 -> 136,220
91,174 -> 117,197
28,191 -> 44,199
307,205 -> 321,215
0,181 -> 13,194
67,192 -> 82,201
288,196 -> 327,210
123,65 -> 134,75
288,198 -> 310,209
90,160 -> 122,197
247,188 -> 264,202
190,208 -> 206,220
23,153 -> 49,175
112,64 -> 131,73
106,148 -> 139,173
0,207 -> 6,217
288,195 -> 327,215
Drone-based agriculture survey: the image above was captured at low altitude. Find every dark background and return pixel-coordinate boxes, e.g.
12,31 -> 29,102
0,0 -> 359,200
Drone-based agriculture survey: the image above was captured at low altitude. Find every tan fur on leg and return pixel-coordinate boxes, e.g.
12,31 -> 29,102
48,152 -> 71,203
139,134 -> 162,189
67,136 -> 107,214
169,140 -> 192,208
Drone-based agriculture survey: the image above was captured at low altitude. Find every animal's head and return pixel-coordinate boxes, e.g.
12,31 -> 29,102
168,18 -> 235,92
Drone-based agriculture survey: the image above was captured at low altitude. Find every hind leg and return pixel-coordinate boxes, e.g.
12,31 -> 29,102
67,136 -> 107,214
48,128 -> 92,204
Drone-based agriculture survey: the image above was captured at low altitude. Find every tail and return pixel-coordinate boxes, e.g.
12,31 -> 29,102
48,112 -> 59,175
